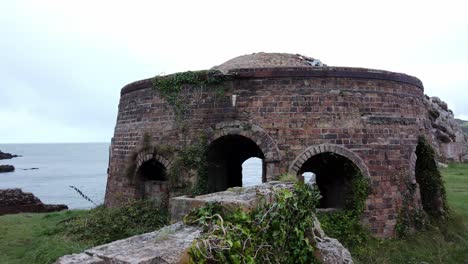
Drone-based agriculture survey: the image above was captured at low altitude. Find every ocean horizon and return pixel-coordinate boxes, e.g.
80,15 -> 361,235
0,143 -> 263,209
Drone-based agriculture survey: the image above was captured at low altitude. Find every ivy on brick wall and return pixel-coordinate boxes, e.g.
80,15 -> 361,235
124,133 -> 174,182
152,70 -> 232,122
316,171 -> 372,254
395,179 -> 428,237
167,134 -> 210,196
415,136 -> 449,221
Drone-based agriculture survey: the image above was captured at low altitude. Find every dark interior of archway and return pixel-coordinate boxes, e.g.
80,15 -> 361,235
137,159 -> 167,182
299,152 -> 359,209
207,135 -> 265,193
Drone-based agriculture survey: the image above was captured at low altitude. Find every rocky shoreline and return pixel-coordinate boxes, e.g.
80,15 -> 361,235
0,165 -> 15,173
0,150 -> 19,173
0,188 -> 68,216
0,150 -> 20,160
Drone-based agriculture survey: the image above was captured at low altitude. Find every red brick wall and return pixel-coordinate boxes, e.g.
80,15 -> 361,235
105,67 -> 426,237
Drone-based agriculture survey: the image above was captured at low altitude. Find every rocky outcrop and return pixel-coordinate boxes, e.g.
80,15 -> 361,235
313,217 -> 353,263
0,188 -> 68,215
0,165 -> 15,173
0,150 -> 19,160
171,182 -> 352,264
424,96 -> 468,162
170,182 -> 293,222
57,182 -> 352,264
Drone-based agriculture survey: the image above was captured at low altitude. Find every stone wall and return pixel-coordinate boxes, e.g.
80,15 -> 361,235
58,182 -> 353,264
105,66 -> 426,237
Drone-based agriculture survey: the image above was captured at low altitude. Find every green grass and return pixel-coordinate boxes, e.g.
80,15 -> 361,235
444,163 -> 468,219
351,163 -> 468,264
0,210 -> 91,264
0,200 -> 168,264
1,164 -> 467,264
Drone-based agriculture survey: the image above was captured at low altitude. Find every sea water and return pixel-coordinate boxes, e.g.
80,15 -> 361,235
0,143 -> 263,209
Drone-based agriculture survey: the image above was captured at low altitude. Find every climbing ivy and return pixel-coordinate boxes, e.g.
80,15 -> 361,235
395,180 -> 428,237
415,136 -> 449,221
152,70 -> 231,121
164,134 -> 210,196
317,171 -> 371,249
124,133 -> 174,182
185,183 -> 321,264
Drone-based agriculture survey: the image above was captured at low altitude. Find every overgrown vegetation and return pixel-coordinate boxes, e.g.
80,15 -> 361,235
0,210 -> 90,264
124,133 -> 174,181
415,136 -> 449,220
0,199 -> 168,264
278,172 -> 298,182
185,183 -> 321,263
317,172 -> 372,253
350,163 -> 468,264
169,135 -> 210,196
124,131 -> 211,197
59,199 -> 168,246
152,70 -> 231,121
394,180 -> 427,238
2,161 -> 467,264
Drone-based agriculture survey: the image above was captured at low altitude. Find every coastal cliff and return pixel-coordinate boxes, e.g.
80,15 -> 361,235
424,96 -> 468,162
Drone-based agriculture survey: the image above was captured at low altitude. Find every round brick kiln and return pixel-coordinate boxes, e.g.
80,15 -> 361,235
105,53 -> 428,237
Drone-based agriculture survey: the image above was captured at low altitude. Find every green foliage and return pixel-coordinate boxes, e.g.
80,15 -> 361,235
0,210 -> 91,264
395,179 -> 429,238
351,160 -> 468,264
152,70 -> 231,121
60,200 -> 168,246
317,171 -> 371,254
344,172 -> 371,213
415,136 -> 449,221
318,210 -> 372,253
167,135 -> 210,196
124,133 -> 174,181
278,172 -> 298,183
186,183 -> 321,264
3,163 -> 468,264
354,214 -> 468,264
441,163 -> 468,219
395,206 -> 427,238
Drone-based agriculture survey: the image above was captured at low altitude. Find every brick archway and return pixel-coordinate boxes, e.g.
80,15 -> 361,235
209,121 -> 281,182
289,144 -> 370,178
135,148 -> 172,172
210,121 -> 281,163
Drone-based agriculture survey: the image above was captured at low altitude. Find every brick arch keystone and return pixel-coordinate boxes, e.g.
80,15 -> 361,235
135,148 -> 172,172
289,144 -> 370,178
210,121 -> 281,163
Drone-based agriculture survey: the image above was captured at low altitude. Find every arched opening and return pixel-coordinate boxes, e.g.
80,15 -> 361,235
136,158 -> 168,202
137,159 -> 167,182
299,152 -> 360,209
207,135 -> 265,192
242,157 -> 263,187
414,136 -> 448,219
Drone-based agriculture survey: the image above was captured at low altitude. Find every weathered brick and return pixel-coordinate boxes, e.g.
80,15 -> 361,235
105,61 -> 426,238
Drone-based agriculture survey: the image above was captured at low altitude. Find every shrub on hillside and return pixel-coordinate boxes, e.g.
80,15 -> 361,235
60,199 -> 168,246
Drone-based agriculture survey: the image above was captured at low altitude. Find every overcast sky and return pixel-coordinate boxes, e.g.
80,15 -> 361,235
1,0 -> 467,143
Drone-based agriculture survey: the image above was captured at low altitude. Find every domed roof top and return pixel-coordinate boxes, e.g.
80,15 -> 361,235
212,52 -> 326,73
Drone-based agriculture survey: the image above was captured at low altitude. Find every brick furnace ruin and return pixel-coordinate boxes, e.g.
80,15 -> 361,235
105,53 -> 443,237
